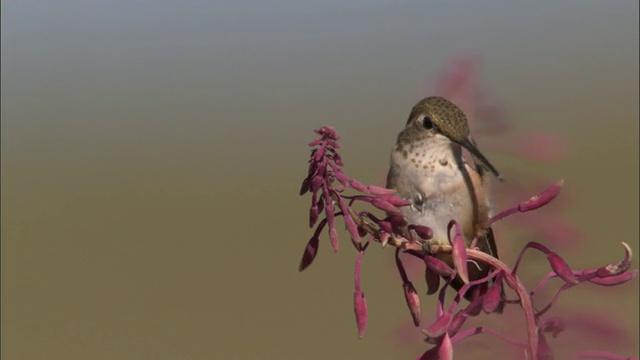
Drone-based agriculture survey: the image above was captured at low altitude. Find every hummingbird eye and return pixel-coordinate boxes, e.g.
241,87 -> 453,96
421,115 -> 434,130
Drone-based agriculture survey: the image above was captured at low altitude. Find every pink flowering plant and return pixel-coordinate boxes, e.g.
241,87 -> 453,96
298,125 -> 637,360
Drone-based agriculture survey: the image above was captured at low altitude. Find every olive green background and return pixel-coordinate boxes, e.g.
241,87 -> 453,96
2,1 -> 638,359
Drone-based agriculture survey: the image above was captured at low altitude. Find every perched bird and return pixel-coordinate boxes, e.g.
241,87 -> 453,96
386,96 -> 503,303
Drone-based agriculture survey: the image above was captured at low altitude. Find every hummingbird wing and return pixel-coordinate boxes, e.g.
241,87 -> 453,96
478,227 -> 499,259
385,158 -> 413,199
385,160 -> 399,189
449,226 -> 504,313
475,226 -> 505,313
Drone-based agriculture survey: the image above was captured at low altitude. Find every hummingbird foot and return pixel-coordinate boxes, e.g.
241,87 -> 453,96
410,192 -> 426,214
422,242 -> 444,255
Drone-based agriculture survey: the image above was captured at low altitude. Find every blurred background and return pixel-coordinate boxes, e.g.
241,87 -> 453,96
2,1 -> 638,359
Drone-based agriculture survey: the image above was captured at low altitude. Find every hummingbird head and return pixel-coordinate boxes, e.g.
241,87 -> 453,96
406,96 -> 504,181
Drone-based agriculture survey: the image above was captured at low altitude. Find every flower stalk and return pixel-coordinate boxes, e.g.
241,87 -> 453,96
299,126 -> 637,359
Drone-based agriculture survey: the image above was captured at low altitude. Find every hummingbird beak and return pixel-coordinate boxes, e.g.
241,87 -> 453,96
458,137 -> 504,182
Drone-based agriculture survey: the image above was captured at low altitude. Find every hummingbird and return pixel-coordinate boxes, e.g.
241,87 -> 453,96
386,96 -> 503,303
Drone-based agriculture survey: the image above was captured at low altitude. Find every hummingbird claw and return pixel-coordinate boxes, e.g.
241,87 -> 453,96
411,193 -> 426,213
419,240 -> 429,252
420,241 -> 440,255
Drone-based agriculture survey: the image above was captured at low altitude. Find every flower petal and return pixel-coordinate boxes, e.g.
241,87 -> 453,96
589,270 -> 638,286
422,312 -> 452,338
354,289 -> 367,339
596,242 -> 633,278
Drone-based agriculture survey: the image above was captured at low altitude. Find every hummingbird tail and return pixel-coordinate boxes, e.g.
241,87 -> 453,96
449,277 -> 505,314
449,227 -> 505,314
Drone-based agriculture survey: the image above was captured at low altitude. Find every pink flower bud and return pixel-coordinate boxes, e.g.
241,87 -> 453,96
385,214 -> 407,229
409,224 -> 433,240
377,220 -> 393,234
313,143 -> 327,161
357,224 -> 368,238
376,194 -> 412,207
403,282 -> 422,326
448,220 -> 469,284
518,180 -> 563,212
309,199 -> 319,228
366,185 -> 397,195
328,227 -> 339,253
298,219 -> 326,271
482,274 -> 504,314
424,255 -> 456,277
314,126 -> 339,140
343,213 -> 362,249
354,250 -> 367,338
425,267 -> 440,295
370,198 -> 400,213
309,205 -> 319,226
438,332 -> 454,360
326,140 -> 340,149
547,252 -> 579,284
299,177 -> 310,195
347,177 -> 368,193
330,151 -> 344,166
334,197 -> 362,250
310,174 -> 324,193
331,170 -> 349,186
